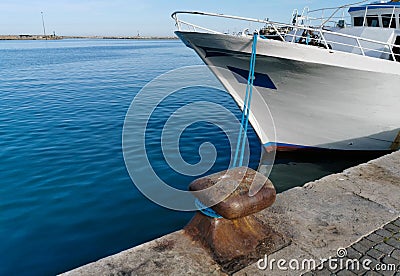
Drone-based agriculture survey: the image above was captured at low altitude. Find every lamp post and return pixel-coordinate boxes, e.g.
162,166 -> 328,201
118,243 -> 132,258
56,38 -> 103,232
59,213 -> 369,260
41,12 -> 47,39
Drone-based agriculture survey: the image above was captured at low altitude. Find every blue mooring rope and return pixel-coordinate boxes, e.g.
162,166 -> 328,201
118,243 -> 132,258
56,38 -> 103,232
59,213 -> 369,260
232,34 -> 258,168
196,34 -> 258,219
195,198 -> 223,219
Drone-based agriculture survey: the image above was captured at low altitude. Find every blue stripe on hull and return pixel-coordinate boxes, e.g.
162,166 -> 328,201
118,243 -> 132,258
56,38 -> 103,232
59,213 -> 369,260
264,142 -> 314,149
227,66 -> 277,90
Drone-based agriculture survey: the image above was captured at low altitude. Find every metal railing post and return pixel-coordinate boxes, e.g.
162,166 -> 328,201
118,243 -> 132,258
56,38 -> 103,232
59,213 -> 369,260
363,6 -> 368,27
389,6 -> 395,28
356,38 -> 365,56
270,23 -> 285,41
320,30 -> 330,50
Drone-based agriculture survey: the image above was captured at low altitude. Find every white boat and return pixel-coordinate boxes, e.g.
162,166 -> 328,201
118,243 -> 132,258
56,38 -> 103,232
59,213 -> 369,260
172,1 -> 400,152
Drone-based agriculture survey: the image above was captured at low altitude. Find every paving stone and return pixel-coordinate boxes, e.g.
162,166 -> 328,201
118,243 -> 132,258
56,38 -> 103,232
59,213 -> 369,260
321,260 -> 340,274
368,233 -> 386,244
380,256 -> 399,276
376,229 -> 395,239
353,267 -> 369,275
375,243 -> 395,255
367,248 -> 386,261
352,242 -> 370,254
360,238 -> 380,248
382,255 -> 399,265
347,263 -> 368,275
364,271 -> 383,276
346,247 -> 362,259
332,257 -> 349,272
385,224 -> 400,234
393,219 -> 400,228
330,266 -> 342,274
313,268 -> 332,276
340,257 -> 366,274
391,249 -> 400,261
379,271 -> 396,276
336,269 -> 357,275
361,255 -> 381,272
311,259 -> 344,275
386,238 -> 400,250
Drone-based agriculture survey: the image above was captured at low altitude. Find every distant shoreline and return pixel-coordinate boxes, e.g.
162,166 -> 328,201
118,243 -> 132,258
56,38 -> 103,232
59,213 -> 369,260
0,35 -> 178,40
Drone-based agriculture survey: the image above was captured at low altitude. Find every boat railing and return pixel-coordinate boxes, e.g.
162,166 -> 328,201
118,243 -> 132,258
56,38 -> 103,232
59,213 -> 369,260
300,5 -> 351,28
304,1 -> 400,28
172,11 -> 400,62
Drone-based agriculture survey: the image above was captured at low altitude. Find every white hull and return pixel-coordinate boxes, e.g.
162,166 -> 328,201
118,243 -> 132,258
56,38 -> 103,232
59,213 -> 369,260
177,31 -> 400,151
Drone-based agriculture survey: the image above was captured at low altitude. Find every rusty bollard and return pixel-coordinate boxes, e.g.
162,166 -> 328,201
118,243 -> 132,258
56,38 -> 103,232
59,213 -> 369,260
184,167 -> 289,274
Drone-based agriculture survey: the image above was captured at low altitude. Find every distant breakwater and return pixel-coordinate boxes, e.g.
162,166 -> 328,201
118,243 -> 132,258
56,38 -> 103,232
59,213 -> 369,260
0,35 -> 178,40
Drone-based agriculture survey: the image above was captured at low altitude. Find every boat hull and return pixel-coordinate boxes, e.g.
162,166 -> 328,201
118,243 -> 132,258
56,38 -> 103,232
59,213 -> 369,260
176,31 -> 400,151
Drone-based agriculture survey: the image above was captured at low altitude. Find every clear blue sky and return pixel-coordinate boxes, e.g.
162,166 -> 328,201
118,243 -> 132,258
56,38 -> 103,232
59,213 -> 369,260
0,0 -> 359,36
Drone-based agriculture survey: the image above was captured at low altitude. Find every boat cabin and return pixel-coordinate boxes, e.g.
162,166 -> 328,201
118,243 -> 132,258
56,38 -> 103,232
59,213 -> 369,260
318,1 -> 400,61
349,1 -> 400,28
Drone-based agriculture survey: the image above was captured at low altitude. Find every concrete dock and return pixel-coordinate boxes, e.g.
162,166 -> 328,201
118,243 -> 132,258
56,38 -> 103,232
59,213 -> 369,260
62,151 -> 400,275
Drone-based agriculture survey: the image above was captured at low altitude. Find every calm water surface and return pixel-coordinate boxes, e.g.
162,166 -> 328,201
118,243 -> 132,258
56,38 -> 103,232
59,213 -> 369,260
0,39 -> 382,275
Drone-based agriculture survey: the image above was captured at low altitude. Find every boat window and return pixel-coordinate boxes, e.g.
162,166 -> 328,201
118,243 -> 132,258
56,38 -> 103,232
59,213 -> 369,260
354,17 -> 364,26
367,15 -> 379,27
382,14 -> 396,28
392,36 -> 400,62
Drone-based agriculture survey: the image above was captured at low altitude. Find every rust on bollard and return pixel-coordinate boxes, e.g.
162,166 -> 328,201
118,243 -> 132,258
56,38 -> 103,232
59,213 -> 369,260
184,167 -> 290,274
189,167 -> 276,219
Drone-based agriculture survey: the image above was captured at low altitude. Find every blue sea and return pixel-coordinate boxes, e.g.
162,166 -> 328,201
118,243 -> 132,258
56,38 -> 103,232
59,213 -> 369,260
0,39 -> 381,275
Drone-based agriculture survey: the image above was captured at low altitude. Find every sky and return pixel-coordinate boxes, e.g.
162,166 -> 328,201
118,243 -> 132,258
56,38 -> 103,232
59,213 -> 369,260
0,0 -> 360,36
